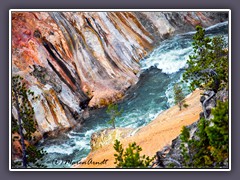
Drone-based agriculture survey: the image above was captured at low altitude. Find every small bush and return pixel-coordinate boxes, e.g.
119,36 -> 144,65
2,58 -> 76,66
180,101 -> 229,168
113,140 -> 155,168
106,104 -> 122,129
182,25 -> 228,92
183,103 -> 189,108
173,83 -> 185,111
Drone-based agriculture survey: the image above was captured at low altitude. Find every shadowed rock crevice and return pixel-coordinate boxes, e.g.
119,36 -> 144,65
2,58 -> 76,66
42,38 -> 76,85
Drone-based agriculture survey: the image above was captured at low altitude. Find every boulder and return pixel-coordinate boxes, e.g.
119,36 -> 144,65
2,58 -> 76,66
90,128 -> 134,151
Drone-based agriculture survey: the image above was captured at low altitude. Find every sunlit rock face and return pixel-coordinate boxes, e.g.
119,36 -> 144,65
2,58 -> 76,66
90,128 -> 134,151
11,11 -> 227,135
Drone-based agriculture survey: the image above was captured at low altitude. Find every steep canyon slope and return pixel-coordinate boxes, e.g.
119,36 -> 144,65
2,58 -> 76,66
11,11 -> 227,137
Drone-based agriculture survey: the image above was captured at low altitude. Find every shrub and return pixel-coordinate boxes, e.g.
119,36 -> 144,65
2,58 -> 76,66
113,140 -> 155,168
173,83 -> 185,111
183,103 -> 189,108
206,100 -> 229,164
106,103 -> 122,129
12,75 -> 46,168
182,25 -> 228,92
180,101 -> 229,168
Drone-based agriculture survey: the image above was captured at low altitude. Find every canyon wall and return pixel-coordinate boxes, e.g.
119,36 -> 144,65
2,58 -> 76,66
11,11 -> 228,136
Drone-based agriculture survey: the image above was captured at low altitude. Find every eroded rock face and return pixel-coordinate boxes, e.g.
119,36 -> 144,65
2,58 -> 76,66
153,89 -> 229,168
11,11 -> 228,137
12,132 -> 30,160
90,128 -> 134,151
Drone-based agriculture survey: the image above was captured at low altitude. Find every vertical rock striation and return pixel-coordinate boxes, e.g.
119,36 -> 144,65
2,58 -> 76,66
11,11 -> 228,136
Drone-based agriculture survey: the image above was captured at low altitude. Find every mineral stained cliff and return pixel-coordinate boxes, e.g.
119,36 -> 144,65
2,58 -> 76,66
11,11 -> 228,136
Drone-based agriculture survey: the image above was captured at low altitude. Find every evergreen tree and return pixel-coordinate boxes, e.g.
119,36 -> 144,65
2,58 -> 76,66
182,25 -> 228,92
106,103 -> 122,129
180,126 -> 190,166
191,118 -> 213,167
179,25 -> 229,168
180,101 -> 229,168
12,75 -> 46,168
113,140 -> 155,168
173,83 -> 185,111
206,100 -> 229,165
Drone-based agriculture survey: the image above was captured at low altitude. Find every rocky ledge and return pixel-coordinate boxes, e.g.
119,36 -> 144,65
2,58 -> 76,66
90,128 -> 134,151
153,89 -> 229,168
73,89 -> 202,168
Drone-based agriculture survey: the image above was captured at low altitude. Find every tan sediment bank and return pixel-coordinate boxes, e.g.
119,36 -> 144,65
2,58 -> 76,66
73,89 -> 203,168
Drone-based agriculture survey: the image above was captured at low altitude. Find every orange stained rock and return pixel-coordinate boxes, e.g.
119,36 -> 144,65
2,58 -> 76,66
73,89 -> 203,168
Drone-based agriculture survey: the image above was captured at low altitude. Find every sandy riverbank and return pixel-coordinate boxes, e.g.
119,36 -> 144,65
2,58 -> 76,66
73,89 -> 202,168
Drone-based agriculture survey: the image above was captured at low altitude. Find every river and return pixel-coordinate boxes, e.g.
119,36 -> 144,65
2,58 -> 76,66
37,21 -> 228,168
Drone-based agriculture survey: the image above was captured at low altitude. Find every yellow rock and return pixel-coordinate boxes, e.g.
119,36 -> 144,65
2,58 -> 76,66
90,128 -> 134,152
74,89 -> 203,168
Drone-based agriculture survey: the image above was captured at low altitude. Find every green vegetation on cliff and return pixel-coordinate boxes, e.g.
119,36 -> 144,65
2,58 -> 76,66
182,25 -> 228,92
106,103 -> 123,129
173,83 -> 186,111
12,75 -> 46,168
180,101 -> 229,168
113,140 -> 155,168
179,25 -> 229,168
